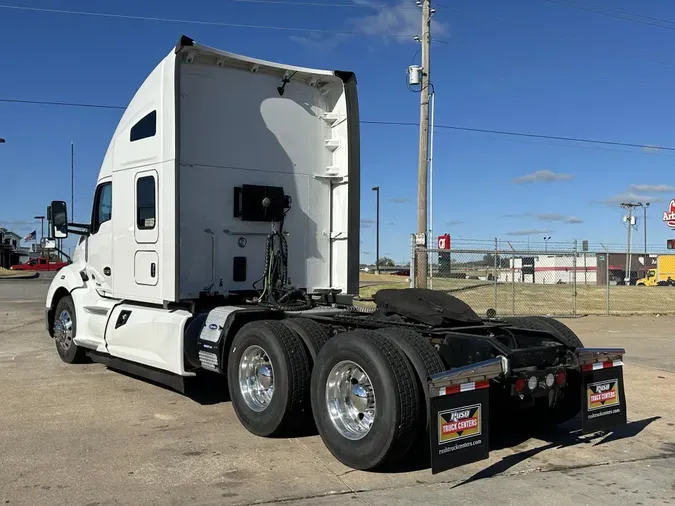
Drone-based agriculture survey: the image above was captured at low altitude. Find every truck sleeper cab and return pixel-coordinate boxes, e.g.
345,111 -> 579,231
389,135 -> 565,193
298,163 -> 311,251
45,36 -> 629,474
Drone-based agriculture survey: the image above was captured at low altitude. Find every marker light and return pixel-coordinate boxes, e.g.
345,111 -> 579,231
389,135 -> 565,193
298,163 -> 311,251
528,376 -> 538,391
545,373 -> 555,388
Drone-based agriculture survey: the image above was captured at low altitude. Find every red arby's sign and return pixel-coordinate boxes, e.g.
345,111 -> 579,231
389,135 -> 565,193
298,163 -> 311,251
663,199 -> 675,229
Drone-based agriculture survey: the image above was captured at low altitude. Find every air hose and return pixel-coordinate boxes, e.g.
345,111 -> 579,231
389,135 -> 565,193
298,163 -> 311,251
257,219 -> 313,312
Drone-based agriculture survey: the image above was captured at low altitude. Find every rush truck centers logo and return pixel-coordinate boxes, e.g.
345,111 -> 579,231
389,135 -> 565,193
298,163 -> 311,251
663,199 -> 675,229
438,404 -> 482,444
587,379 -> 620,411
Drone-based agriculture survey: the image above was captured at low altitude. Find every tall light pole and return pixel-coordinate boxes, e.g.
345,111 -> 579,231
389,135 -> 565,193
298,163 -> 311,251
0,138 -> 5,144
372,186 -> 380,274
415,0 -> 432,289
543,236 -> 551,253
71,142 -> 75,220
637,202 -> 650,256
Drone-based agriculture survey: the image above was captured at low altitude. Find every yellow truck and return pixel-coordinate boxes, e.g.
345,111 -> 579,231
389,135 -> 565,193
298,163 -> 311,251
636,255 -> 675,286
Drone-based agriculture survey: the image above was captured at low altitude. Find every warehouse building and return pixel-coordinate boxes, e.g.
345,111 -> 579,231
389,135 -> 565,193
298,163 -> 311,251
499,253 -> 658,285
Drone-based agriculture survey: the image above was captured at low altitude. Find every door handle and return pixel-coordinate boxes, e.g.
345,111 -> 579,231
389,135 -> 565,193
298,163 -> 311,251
103,267 -> 111,276
150,263 -> 156,278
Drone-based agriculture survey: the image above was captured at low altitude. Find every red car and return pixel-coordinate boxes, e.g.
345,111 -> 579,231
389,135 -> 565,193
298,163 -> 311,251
10,258 -> 69,271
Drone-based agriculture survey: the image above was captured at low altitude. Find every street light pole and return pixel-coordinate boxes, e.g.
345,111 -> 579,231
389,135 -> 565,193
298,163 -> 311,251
372,186 -> 380,274
544,236 -> 551,253
639,202 -> 650,256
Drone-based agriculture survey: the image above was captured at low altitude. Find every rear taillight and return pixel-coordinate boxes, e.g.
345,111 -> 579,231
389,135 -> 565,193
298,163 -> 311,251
515,377 -> 526,393
556,370 -> 567,385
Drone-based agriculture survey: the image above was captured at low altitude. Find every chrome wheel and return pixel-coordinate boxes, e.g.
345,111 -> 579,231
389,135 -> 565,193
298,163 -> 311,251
325,360 -> 376,441
54,309 -> 73,351
239,345 -> 275,412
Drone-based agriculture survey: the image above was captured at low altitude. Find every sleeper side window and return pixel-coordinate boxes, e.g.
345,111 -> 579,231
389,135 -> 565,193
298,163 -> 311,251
130,110 -> 156,142
137,176 -> 156,230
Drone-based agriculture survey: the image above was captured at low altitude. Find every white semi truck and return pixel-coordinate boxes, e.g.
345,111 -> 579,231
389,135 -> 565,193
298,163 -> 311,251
45,36 -> 628,474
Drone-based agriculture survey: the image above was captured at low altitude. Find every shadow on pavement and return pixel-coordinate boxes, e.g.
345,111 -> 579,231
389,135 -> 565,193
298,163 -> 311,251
592,416 -> 660,446
451,416 -> 661,487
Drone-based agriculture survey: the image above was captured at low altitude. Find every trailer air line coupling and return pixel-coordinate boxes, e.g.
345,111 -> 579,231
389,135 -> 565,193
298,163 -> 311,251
256,203 -> 313,312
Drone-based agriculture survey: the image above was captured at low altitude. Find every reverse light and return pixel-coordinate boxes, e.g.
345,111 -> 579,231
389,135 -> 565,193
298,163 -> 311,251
556,370 -> 567,385
515,378 -> 526,393
545,373 -> 555,388
527,376 -> 538,391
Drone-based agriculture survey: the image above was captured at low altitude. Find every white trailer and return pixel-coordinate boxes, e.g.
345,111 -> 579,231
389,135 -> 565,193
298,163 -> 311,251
45,36 -> 628,474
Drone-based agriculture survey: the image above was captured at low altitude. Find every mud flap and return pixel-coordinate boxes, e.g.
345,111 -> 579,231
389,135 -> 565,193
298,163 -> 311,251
427,357 -> 507,475
576,348 -> 628,434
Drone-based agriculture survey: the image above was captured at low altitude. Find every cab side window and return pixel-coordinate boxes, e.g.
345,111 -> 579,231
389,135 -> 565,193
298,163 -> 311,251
91,182 -> 112,234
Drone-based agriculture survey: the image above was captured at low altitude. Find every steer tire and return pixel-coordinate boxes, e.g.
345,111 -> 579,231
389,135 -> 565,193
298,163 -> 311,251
310,330 -> 420,470
227,320 -> 311,437
53,295 -> 87,364
373,327 -> 444,436
279,318 -> 331,363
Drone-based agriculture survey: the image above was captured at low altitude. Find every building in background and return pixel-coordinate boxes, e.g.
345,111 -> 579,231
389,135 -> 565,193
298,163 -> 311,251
499,253 -> 660,286
0,228 -> 34,268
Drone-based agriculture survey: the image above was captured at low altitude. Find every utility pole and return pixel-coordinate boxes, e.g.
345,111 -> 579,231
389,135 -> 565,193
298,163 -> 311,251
415,0 -> 432,288
621,203 -> 639,285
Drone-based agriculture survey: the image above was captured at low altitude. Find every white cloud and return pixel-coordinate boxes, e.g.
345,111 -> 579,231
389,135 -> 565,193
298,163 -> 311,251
446,220 -> 463,225
391,197 -> 409,204
600,192 -> 664,206
348,0 -> 447,41
513,170 -> 574,184
504,213 -> 582,224
290,0 -> 447,48
628,184 -> 675,193
360,218 -> 375,228
506,229 -> 554,236
534,213 -> 583,224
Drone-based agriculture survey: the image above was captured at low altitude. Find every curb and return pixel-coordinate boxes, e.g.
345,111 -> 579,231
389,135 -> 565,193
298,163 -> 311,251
0,272 -> 40,280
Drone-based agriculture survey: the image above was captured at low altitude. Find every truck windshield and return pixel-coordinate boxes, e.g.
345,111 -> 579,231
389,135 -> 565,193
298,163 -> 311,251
648,270 -> 656,277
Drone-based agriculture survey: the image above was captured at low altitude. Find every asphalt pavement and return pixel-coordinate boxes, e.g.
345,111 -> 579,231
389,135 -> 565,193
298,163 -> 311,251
1,280 -> 674,506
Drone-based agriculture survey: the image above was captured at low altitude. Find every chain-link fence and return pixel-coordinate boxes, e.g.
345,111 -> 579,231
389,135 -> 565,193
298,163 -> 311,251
408,236 -> 675,317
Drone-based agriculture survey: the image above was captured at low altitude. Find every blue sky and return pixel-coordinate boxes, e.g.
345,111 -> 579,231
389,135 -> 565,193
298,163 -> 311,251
2,0 -> 675,263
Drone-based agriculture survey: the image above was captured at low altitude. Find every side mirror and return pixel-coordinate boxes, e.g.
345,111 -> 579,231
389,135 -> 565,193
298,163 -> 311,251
50,200 -> 69,239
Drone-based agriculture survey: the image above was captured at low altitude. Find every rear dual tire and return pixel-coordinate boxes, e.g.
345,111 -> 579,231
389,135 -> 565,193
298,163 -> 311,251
310,330 -> 422,470
227,320 -> 311,437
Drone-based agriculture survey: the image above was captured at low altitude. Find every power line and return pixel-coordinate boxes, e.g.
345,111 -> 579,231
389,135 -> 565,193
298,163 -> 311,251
361,120 -> 675,152
0,98 -> 125,110
543,0 -> 675,31
0,3 -> 416,38
234,0 -> 450,10
3,97 -> 675,153
234,0 -> 445,9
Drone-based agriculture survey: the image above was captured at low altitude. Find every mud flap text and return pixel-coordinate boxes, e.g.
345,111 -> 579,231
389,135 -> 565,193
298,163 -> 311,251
581,363 -> 627,434
429,385 -> 490,474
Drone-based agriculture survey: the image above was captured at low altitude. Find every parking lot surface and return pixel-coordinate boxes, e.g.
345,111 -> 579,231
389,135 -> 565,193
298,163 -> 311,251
1,278 -> 674,505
